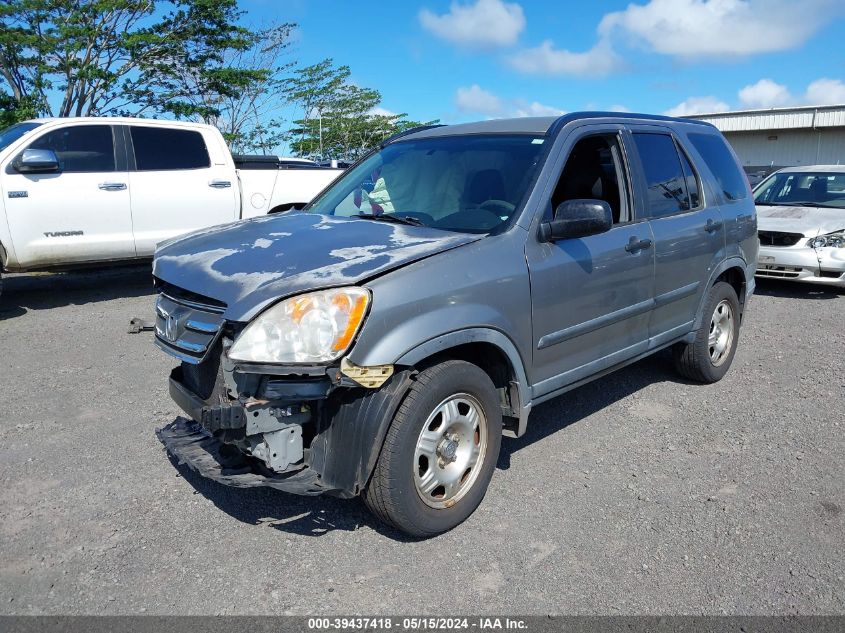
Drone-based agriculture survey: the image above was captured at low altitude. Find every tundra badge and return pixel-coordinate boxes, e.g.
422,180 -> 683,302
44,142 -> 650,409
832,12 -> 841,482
44,231 -> 84,237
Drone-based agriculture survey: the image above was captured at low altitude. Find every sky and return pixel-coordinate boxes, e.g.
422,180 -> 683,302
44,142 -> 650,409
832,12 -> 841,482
244,0 -> 845,127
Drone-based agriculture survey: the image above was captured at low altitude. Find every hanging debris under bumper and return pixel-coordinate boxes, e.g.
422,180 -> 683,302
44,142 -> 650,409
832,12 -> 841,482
156,418 -> 330,496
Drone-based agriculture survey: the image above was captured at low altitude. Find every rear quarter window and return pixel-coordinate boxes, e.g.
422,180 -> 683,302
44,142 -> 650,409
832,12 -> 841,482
687,132 -> 747,202
130,126 -> 210,171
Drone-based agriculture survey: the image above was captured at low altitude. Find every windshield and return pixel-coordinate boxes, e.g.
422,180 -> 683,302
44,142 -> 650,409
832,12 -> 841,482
754,171 -> 845,209
0,121 -> 42,152
306,134 -> 547,233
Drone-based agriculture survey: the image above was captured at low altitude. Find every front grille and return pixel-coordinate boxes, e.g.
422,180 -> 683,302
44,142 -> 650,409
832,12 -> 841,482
154,291 -> 226,364
758,231 -> 804,247
756,266 -> 802,279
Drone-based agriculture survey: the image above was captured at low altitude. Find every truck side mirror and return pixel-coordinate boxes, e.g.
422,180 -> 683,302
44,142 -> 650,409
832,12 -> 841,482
540,199 -> 613,242
14,148 -> 60,174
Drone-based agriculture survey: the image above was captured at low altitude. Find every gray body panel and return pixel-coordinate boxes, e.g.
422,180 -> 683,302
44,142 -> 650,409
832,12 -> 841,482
152,112 -> 759,494
152,212 -> 480,321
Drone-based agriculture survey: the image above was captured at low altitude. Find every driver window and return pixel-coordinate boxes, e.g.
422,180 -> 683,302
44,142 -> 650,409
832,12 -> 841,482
27,125 -> 116,173
551,134 -> 627,224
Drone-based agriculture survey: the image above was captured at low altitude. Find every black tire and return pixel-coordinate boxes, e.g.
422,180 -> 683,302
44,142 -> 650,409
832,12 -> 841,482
673,281 -> 741,383
363,360 -> 502,537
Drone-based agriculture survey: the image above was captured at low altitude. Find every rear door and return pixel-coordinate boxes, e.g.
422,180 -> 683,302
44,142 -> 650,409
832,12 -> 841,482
1,123 -> 135,268
626,127 -> 725,343
126,125 -> 238,255
526,125 -> 655,395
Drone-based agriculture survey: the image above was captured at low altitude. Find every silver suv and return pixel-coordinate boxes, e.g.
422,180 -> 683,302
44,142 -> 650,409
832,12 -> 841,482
153,113 -> 758,537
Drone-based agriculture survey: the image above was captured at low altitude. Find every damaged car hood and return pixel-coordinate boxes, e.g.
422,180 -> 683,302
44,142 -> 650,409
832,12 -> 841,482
153,212 -> 481,321
757,205 -> 845,236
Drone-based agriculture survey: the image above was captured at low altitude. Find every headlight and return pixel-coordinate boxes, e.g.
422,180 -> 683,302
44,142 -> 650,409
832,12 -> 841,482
228,287 -> 370,364
808,231 -> 845,249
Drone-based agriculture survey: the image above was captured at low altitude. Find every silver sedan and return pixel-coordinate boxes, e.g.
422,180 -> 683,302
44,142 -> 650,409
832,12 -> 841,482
754,165 -> 845,287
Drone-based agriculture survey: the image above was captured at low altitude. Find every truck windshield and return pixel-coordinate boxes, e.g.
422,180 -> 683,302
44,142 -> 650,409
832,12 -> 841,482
306,134 -> 547,233
755,171 -> 845,209
0,121 -> 43,152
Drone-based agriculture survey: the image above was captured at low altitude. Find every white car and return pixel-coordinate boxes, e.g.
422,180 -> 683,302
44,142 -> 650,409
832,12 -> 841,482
754,165 -> 845,288
0,117 -> 341,292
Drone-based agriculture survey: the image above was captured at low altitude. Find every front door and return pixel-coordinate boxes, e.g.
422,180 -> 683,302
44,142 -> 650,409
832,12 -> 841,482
526,127 -> 655,397
1,123 -> 134,268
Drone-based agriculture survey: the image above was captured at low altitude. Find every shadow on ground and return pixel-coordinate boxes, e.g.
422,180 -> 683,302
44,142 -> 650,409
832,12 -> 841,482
0,264 -> 154,318
170,350 -> 684,540
168,452 -> 408,539
753,277 -> 844,300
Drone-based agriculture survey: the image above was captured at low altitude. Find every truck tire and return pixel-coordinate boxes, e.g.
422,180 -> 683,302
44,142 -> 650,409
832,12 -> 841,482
673,281 -> 741,383
363,360 -> 502,537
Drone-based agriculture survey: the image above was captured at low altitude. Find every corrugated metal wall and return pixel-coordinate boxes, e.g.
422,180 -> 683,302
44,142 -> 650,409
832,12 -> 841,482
724,129 -> 845,169
693,105 -> 845,131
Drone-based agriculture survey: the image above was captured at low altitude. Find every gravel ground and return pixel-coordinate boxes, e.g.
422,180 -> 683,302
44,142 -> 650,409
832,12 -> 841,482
0,267 -> 843,615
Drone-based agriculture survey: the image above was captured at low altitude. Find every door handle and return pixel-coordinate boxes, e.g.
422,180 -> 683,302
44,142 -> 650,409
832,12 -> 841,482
208,180 -> 232,188
625,237 -> 653,253
705,219 -> 724,233
98,182 -> 126,191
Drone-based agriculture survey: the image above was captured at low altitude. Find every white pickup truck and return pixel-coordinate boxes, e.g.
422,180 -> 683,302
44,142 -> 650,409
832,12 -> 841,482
0,117 -> 341,286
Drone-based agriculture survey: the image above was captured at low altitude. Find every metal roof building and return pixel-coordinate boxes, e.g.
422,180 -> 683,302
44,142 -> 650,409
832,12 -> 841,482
688,104 -> 845,175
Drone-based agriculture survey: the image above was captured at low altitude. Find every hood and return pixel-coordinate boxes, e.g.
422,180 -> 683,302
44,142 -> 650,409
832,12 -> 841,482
153,212 -> 481,321
756,205 -> 845,236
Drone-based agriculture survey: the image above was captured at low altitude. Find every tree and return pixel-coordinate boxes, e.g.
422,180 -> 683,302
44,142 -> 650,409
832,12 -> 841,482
284,59 -> 350,157
286,59 -> 437,161
131,21 -> 297,153
0,0 -> 286,141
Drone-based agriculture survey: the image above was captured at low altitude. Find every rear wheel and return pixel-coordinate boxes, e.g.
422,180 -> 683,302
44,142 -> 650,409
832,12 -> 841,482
673,281 -> 741,383
363,360 -> 502,537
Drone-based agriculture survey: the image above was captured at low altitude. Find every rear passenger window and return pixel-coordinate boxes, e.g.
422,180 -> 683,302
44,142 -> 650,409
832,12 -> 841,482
688,133 -> 747,201
28,125 -> 115,173
632,133 -> 691,218
131,127 -> 210,171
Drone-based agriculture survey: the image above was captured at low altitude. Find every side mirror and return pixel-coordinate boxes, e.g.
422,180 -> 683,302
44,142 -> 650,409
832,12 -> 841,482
540,199 -> 613,242
14,148 -> 60,174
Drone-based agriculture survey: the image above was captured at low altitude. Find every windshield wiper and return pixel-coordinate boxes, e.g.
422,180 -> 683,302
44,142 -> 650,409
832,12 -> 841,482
759,201 -> 842,209
354,213 -> 425,227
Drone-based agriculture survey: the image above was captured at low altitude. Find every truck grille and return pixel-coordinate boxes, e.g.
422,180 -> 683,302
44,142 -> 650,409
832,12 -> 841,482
758,231 -> 804,247
154,291 -> 226,364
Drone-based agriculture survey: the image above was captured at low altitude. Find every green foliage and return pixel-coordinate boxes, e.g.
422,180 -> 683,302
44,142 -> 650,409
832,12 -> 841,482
0,6 -> 429,156
286,59 -> 437,161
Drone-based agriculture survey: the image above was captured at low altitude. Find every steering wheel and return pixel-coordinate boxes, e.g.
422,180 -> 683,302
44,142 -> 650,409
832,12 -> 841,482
477,199 -> 516,217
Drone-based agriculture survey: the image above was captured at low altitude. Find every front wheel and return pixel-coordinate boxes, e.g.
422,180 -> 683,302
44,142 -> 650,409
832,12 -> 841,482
363,360 -> 502,537
673,281 -> 741,383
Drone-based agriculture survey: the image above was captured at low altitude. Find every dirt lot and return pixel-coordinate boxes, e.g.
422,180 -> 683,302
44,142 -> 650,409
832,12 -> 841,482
0,267 -> 843,615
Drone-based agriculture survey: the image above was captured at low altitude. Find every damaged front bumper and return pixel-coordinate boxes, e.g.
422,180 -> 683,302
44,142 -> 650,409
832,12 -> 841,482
756,244 -> 845,287
157,418 -> 327,495
157,357 -> 413,499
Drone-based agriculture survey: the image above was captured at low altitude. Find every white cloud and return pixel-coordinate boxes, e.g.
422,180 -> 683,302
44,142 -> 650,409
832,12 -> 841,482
738,79 -> 793,108
455,84 -> 504,115
419,0 -> 525,48
663,96 -> 729,117
805,78 -> 845,104
599,0 -> 841,58
508,39 -> 621,77
455,86 -> 563,118
734,77 -> 845,109
608,104 -> 631,112
512,100 -> 565,117
369,106 -> 397,117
